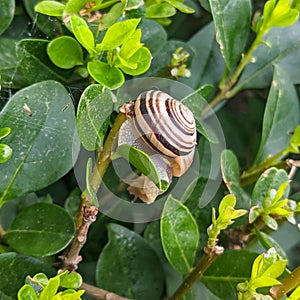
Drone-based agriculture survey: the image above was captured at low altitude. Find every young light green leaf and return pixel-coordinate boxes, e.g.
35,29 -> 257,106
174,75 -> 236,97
63,0 -> 92,14
209,0 -> 252,70
59,272 -> 82,289
146,3 -> 176,18
17,285 -> 38,300
0,127 -> 11,140
99,2 -> 125,30
0,80 -> 79,206
0,0 -> 15,35
119,29 -> 142,60
76,85 -> 113,151
39,276 -> 60,300
288,125 -> 300,153
161,195 -> 199,274
164,0 -> 195,13
35,1 -> 65,16
288,284 -> 300,300
85,158 -> 98,207
70,16 -> 95,53
118,46 -> 152,76
47,36 -> 83,69
253,65 -> 299,165
99,18 -> 141,51
87,61 -> 124,89
112,144 -> 162,190
96,224 -> 164,300
0,144 -> 12,164
5,203 -> 75,256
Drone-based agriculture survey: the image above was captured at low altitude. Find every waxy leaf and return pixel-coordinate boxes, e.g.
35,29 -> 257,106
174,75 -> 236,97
0,80 -> 79,206
0,127 -> 11,139
0,0 -> 15,35
5,203 -> 75,256
146,3 -> 176,18
96,224 -> 164,300
17,285 -> 38,300
76,85 -> 113,151
87,61 -> 124,89
34,0 -> 65,16
164,0 -> 195,13
209,0 -> 252,70
0,253 -> 55,299
99,18 -> 140,51
161,196 -> 199,274
254,65 -> 299,165
47,36 -> 83,69
0,144 -> 12,164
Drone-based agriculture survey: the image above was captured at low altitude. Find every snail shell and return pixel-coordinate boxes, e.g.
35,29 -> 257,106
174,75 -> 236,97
133,90 -> 196,176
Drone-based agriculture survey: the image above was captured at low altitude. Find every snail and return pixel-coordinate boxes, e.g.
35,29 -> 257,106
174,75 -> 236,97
116,90 -> 197,203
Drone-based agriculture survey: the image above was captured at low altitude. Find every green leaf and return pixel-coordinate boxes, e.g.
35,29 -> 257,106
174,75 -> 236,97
252,167 -> 289,206
220,149 -> 251,210
208,0 -> 252,70
63,0 -> 92,14
0,144 -> 12,164
15,39 -> 72,87
119,29 -> 142,60
118,46 -> 152,76
201,250 -> 258,300
70,16 -> 95,53
0,80 -> 79,206
87,61 -> 124,89
76,85 -> 113,151
161,195 -> 199,274
59,272 -> 82,289
288,124 -> 300,153
0,253 -> 55,299
47,36 -> 83,69
17,284 -> 38,300
288,284 -> 300,300
96,224 -> 164,300
254,65 -> 299,165
85,158 -> 98,207
164,0 -> 195,13
0,127 -> 11,140
99,2 -> 125,31
146,3 -> 176,18
0,0 -> 15,35
34,0 -> 65,16
99,18 -> 140,51
5,203 -> 75,256
113,144 -> 162,190
263,214 -> 278,230
39,276 -> 60,300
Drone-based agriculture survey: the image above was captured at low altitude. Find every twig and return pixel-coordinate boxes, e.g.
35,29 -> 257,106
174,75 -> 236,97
60,205 -> 98,272
269,265 -> 300,300
168,246 -> 224,300
81,282 -> 131,300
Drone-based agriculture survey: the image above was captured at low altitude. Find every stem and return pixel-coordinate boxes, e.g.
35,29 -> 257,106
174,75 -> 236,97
168,246 -> 224,300
269,265 -> 300,300
202,30 -> 266,116
80,282 -> 130,300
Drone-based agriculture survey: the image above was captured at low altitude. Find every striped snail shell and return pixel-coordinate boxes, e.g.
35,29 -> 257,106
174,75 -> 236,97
133,90 -> 196,176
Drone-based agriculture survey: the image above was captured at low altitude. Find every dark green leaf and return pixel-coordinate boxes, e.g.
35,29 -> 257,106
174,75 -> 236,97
99,18 -> 140,51
146,3 -> 176,18
96,224 -> 164,300
87,61 -> 124,89
0,80 -> 79,206
47,36 -> 83,69
221,149 -> 250,210
70,16 -> 95,53
34,0 -> 65,16
119,46 -> 151,76
161,196 -> 199,274
76,85 -> 113,151
0,0 -> 15,35
181,22 -> 224,89
16,39 -> 72,87
112,144 -> 162,190
201,250 -> 258,300
0,253 -> 55,299
251,167 -> 289,207
209,0 -> 252,70
140,19 -> 167,56
254,65 -> 299,165
0,144 -> 12,164
5,203 -> 75,256
237,21 -> 300,89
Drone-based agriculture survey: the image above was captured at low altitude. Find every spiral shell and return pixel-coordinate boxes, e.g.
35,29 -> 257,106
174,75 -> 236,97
133,90 -> 196,176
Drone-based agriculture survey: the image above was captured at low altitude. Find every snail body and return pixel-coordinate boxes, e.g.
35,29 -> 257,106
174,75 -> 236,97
117,90 -> 197,203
